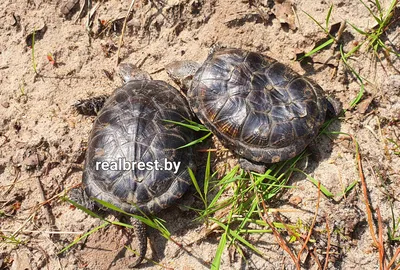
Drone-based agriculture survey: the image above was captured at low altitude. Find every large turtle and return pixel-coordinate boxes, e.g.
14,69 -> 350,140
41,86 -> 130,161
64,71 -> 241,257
71,63 -> 196,267
167,48 -> 340,172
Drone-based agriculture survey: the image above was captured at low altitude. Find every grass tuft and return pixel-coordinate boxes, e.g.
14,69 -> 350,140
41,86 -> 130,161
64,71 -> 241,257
345,0 -> 400,59
0,233 -> 26,246
301,0 -> 398,109
189,151 -> 310,268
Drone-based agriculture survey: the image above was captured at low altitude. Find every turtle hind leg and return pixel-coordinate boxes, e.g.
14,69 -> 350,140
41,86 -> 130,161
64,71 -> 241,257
128,218 -> 147,268
326,96 -> 343,118
73,95 -> 109,116
69,186 -> 96,211
239,158 -> 266,174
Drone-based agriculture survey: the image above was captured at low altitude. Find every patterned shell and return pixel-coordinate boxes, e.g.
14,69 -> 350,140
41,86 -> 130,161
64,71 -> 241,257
83,80 -> 195,214
188,48 -> 328,163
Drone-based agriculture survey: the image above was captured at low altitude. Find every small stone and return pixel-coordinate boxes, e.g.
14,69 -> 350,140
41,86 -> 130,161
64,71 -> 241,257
289,195 -> 302,205
2,102 -> 10,108
23,154 -> 40,168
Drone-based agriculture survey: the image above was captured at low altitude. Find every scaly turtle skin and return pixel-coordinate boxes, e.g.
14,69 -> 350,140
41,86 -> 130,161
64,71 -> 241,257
167,48 -> 340,172
71,63 -> 195,267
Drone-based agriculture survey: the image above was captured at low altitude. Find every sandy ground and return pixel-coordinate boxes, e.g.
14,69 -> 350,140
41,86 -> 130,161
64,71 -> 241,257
0,0 -> 399,269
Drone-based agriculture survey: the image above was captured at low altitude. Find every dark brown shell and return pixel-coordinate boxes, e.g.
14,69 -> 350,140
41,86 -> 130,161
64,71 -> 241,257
188,48 -> 328,163
83,80 -> 195,214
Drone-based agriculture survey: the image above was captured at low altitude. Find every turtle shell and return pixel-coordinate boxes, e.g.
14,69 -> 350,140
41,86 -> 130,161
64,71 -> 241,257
188,48 -> 328,163
83,80 -> 195,215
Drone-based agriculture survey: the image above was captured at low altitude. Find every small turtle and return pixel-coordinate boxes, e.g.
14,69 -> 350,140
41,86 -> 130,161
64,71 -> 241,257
71,63 -> 196,267
167,48 -> 341,172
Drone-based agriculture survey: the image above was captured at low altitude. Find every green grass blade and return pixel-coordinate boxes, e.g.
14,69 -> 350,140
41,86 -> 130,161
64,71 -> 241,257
335,180 -> 358,197
182,117 -> 205,126
204,151 -> 211,196
215,220 -> 263,256
153,218 -> 171,238
376,39 -> 400,57
347,21 -> 368,35
340,45 -> 364,108
207,166 -> 240,209
177,132 -> 212,149
189,167 -> 205,204
358,0 -> 382,24
326,4 -> 333,30
93,197 -> 132,215
163,119 -> 212,148
385,0 -> 398,20
207,183 -> 232,211
0,234 -> 25,245
91,198 -> 164,231
66,197 -> 103,219
374,0 -> 383,20
344,40 -> 365,59
211,232 -> 227,270
291,168 -> 334,197
389,202 -> 400,241
59,222 -> 108,254
298,38 -> 334,61
111,220 -> 135,228
163,119 -> 209,132
303,10 -> 329,35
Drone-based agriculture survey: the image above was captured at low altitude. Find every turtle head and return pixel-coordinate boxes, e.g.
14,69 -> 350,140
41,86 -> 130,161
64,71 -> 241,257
118,63 -> 151,83
166,60 -> 201,91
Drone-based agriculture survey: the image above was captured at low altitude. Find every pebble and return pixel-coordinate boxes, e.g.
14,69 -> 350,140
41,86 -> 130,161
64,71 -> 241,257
60,0 -> 79,16
289,195 -> 302,206
1,102 -> 9,108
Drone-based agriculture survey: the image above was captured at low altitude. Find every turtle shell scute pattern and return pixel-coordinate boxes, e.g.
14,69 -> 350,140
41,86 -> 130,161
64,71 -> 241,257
188,48 -> 328,163
83,80 -> 195,215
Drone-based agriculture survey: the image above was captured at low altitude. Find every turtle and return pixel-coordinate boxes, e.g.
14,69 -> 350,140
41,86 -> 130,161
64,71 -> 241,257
70,63 -> 196,267
166,47 -> 341,173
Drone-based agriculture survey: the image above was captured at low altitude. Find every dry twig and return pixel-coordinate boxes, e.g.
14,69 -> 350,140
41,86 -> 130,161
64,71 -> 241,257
116,0 -> 136,66
351,134 -> 400,270
298,182 -> 321,263
256,193 -> 300,268
323,214 -> 331,270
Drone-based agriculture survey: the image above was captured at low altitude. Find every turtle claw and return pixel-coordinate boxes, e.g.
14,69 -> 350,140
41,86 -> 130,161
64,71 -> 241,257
128,218 -> 147,268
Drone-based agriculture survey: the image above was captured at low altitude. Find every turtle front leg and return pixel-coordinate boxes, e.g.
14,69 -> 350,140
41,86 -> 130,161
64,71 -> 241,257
128,218 -> 147,268
73,95 -> 109,116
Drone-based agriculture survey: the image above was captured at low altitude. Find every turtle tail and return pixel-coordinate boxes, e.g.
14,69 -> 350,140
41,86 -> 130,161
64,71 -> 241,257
128,218 -> 147,268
